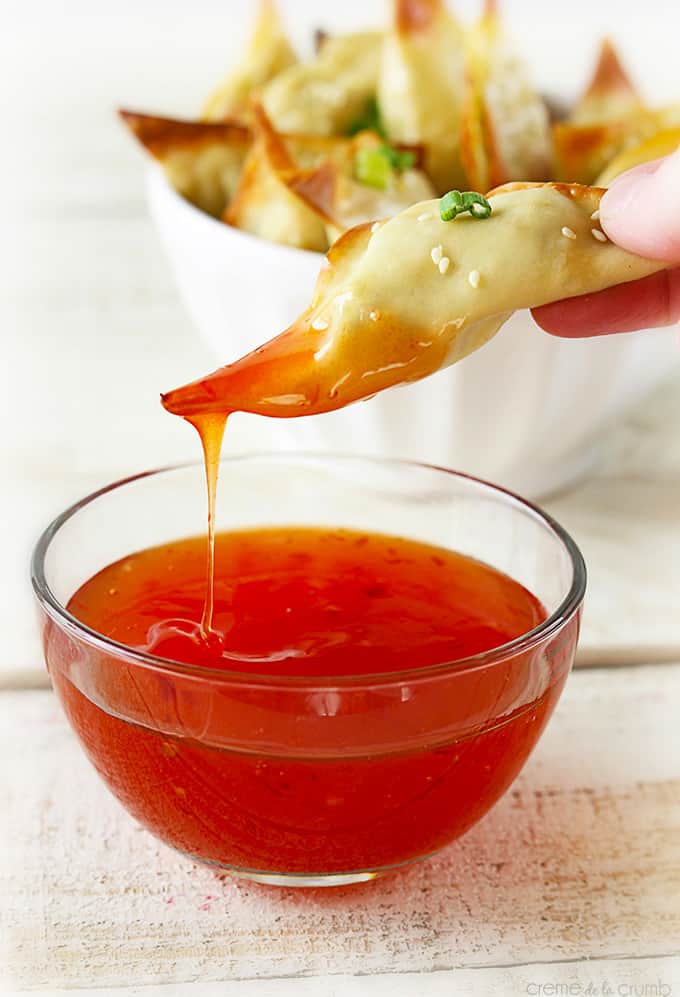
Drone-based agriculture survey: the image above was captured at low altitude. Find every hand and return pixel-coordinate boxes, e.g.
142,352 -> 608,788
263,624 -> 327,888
532,147 -> 680,337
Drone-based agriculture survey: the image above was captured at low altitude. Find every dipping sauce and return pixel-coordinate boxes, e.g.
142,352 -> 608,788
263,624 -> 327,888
53,526 -> 567,876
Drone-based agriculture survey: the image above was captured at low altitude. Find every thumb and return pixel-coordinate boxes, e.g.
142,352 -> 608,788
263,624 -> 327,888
600,145 -> 680,264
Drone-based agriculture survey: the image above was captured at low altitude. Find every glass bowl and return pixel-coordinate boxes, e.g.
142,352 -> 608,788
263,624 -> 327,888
32,454 -> 585,887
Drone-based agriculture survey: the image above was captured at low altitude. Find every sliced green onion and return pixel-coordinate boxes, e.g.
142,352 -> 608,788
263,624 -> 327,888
355,144 -> 416,190
355,147 -> 393,190
347,97 -> 386,139
380,145 -> 416,172
440,190 -> 492,221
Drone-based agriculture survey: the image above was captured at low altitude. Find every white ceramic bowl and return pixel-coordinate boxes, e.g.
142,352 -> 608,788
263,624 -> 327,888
148,165 -> 679,497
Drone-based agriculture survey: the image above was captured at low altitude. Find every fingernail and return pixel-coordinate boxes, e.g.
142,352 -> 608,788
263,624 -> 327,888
601,159 -> 662,220
600,148 -> 680,263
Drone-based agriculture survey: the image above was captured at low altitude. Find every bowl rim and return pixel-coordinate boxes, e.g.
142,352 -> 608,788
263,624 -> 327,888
146,162 -> 327,262
31,452 -> 586,687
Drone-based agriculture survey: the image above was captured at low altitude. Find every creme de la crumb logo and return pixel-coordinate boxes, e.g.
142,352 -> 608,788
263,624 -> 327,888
525,982 -> 672,996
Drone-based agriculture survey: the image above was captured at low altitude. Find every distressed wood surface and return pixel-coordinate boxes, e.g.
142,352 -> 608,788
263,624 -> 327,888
3,959 -> 680,997
2,665 -> 679,991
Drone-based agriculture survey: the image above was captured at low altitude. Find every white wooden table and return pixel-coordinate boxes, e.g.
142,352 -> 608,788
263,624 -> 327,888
2,2 -> 680,994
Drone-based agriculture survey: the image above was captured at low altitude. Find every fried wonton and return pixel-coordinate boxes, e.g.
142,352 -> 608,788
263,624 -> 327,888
553,40 -> 668,184
329,168 -> 435,234
224,105 -> 331,251
261,31 -> 382,136
163,182 -> 665,421
596,127 -> 680,185
119,110 -> 251,217
378,0 -> 467,194
460,0 -> 552,192
282,133 -> 357,173
202,0 -> 297,122
286,134 -> 435,243
570,39 -> 643,126
554,107 -> 680,185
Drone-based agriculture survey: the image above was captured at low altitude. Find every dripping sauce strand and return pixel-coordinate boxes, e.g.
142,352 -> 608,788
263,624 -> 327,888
185,412 -> 228,639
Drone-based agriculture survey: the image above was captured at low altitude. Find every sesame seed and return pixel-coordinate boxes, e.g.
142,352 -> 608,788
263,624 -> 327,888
592,228 -> 607,242
417,212 -> 431,222
591,209 -> 600,221
561,226 -> 577,240
431,244 -> 443,264
371,221 -> 381,234
468,269 -> 481,288
438,256 -> 450,274
311,317 -> 329,331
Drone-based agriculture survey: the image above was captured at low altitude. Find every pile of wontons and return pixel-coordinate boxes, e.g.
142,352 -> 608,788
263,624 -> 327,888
121,0 -> 680,254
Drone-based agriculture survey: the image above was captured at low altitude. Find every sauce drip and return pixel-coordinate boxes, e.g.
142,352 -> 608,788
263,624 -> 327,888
185,412 -> 227,638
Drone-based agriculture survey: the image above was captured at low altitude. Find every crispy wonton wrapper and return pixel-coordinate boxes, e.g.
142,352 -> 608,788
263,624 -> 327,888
119,110 -> 252,217
595,127 -> 680,185
379,0 -> 467,194
120,108 -> 381,223
460,0 -> 552,192
225,107 -> 433,250
569,39 -> 643,126
261,31 -> 382,136
554,107 -> 680,185
285,132 -> 435,243
202,0 -> 297,122
224,105 -> 334,251
553,40 -> 680,184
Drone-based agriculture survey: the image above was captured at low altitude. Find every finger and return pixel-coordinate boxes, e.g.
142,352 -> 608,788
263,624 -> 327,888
531,267 -> 680,338
600,146 -> 680,264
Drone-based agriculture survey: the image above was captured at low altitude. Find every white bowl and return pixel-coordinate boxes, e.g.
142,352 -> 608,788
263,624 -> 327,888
147,165 -> 679,497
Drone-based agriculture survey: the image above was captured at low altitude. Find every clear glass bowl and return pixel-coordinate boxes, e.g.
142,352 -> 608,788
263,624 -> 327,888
32,455 -> 585,886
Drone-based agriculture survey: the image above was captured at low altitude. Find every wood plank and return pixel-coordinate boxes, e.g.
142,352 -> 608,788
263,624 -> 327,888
2,666 -> 679,990
3,957 -> 679,997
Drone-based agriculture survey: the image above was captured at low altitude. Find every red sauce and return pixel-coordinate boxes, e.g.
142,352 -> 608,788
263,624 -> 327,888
53,525 -> 572,875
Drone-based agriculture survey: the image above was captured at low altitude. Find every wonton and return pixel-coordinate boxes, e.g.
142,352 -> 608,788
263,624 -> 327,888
202,0 -> 297,122
378,0 -> 467,194
262,31 -> 382,136
554,40 -> 680,184
163,182 -> 664,420
460,1 -> 552,192
285,131 -> 435,243
119,111 -> 251,217
225,107 -> 434,251
224,105 -> 331,251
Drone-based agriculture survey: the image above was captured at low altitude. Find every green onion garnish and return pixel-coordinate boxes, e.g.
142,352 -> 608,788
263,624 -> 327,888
347,97 -> 386,139
380,145 -> 416,172
355,144 -> 417,190
440,190 -> 492,221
